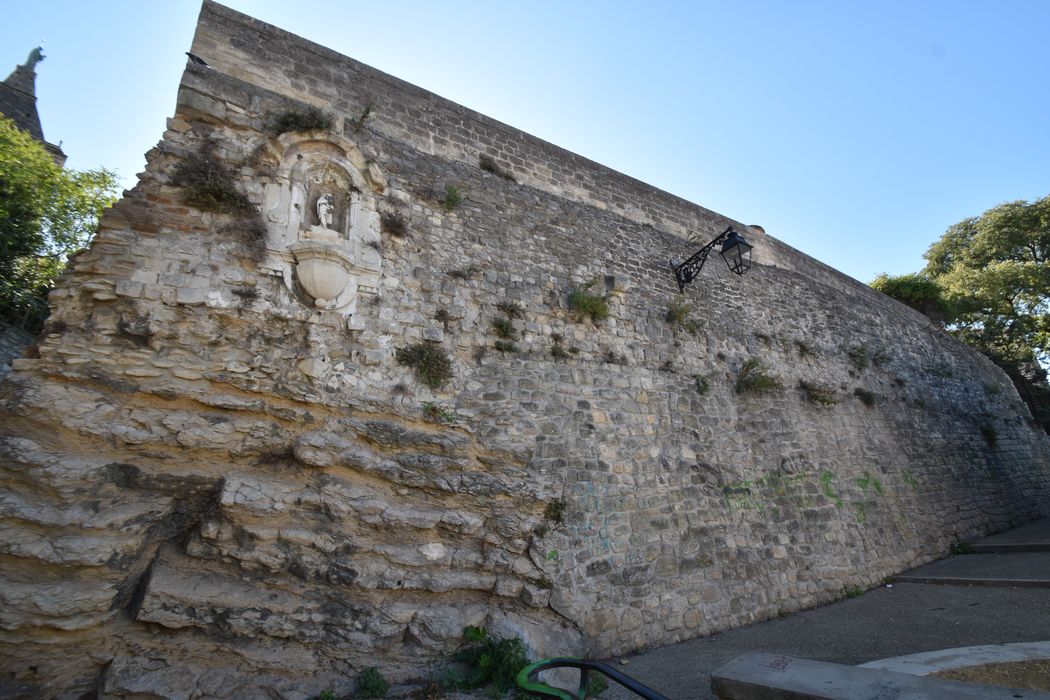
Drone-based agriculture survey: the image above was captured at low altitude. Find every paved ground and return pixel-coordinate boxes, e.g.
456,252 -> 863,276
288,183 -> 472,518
600,517 -> 1050,699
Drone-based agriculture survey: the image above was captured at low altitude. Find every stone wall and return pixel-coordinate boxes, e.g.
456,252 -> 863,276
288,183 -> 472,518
1,3 -> 1048,698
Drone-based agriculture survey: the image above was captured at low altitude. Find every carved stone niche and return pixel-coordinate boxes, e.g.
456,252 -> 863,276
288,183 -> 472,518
260,133 -> 383,320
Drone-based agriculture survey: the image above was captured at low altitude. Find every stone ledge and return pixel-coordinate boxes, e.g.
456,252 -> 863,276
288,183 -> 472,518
710,652 -> 1050,699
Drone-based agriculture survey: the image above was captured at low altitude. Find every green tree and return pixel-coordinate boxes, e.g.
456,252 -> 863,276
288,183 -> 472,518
0,115 -> 119,330
869,271 -> 952,323
871,195 -> 1050,365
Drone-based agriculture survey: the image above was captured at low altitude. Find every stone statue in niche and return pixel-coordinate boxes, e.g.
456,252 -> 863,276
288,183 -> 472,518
260,137 -> 384,317
316,193 -> 335,230
304,191 -> 343,242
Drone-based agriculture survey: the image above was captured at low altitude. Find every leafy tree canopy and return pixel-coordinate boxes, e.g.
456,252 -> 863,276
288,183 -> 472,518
871,195 -> 1050,364
0,115 -> 119,330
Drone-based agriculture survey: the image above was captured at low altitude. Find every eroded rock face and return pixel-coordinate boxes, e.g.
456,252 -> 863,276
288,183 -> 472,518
2,3 -> 1049,698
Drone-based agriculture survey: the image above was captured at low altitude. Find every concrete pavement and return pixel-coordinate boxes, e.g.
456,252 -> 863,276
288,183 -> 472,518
601,517 -> 1050,699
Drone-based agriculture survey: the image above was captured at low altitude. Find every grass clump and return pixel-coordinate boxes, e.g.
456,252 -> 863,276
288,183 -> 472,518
443,626 -> 530,696
840,584 -> 864,599
380,210 -> 408,237
355,667 -> 388,699
440,184 -> 463,211
496,301 -> 524,319
172,144 -> 268,261
447,266 -> 480,281
544,499 -> 566,523
665,299 -> 701,336
266,106 -> 332,135
795,340 -> 816,357
853,387 -> 876,407
694,375 -> 711,395
735,358 -> 782,395
568,278 -> 610,325
395,343 -> 453,389
494,339 -> 519,353
799,380 -> 839,406
847,346 -> 870,371
479,153 -> 516,181
491,316 -> 515,339
421,402 -> 456,424
550,333 -> 578,360
348,104 -> 373,131
171,147 -> 254,216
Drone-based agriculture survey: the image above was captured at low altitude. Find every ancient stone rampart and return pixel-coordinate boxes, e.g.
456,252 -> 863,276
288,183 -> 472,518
1,3 -> 1048,698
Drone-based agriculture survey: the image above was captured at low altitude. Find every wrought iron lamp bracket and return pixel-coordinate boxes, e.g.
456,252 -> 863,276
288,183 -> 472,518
672,226 -> 735,293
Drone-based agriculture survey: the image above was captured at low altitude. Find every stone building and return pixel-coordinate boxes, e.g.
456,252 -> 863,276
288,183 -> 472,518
0,3 -> 1048,698
1,46 -> 66,165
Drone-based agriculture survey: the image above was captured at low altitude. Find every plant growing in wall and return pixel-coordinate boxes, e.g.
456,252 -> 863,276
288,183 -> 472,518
395,342 -> 453,389
550,332 -> 578,359
491,312 -> 519,352
354,667 -> 389,699
442,626 -> 531,696
171,143 -> 268,261
380,210 -> 408,237
478,153 -> 516,182
799,380 -> 839,406
853,387 -> 877,407
568,278 -> 610,325
348,103 -> 373,131
735,358 -> 782,394
694,374 -> 711,395
665,299 -> 701,336
172,146 -> 255,216
266,105 -> 333,135
421,401 -> 456,424
440,184 -> 463,211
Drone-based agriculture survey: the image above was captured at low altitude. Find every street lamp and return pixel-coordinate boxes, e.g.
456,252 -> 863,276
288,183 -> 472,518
671,226 -> 753,293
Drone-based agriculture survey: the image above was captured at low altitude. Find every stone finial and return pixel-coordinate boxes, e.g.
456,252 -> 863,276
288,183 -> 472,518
25,46 -> 45,71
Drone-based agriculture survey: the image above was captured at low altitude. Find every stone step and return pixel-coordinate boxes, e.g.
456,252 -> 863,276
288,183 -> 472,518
968,542 -> 1050,554
969,518 -> 1050,552
711,652 -> 1050,699
893,552 -> 1050,588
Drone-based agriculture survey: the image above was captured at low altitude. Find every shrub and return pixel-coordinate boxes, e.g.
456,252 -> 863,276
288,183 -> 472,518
447,266 -> 480,280
799,380 -> 839,406
568,278 -> 610,324
494,339 -> 518,353
395,343 -> 453,389
421,402 -> 456,424
496,301 -> 524,319
266,106 -> 332,135
491,316 -> 515,339
380,210 -> 407,237
846,346 -> 870,371
171,148 -> 254,216
853,387 -> 876,407
735,358 -> 781,394
443,626 -> 530,695
694,375 -> 711,395
665,299 -> 701,336
355,667 -> 388,699
348,104 -> 373,131
544,500 -> 566,523
440,185 -> 462,211
478,153 -> 515,181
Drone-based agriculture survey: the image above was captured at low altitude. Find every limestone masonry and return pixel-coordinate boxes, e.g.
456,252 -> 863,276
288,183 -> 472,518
2,3 -> 1048,698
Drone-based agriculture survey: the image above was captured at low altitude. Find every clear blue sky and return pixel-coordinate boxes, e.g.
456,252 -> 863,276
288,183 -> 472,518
3,1 -> 1048,283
